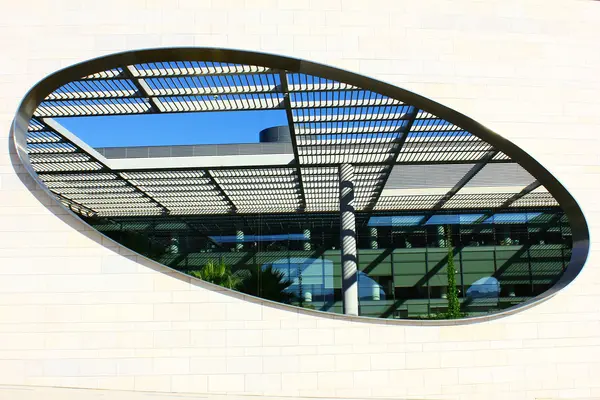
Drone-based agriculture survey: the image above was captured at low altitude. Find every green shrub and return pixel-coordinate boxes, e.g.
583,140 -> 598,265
445,226 -> 461,319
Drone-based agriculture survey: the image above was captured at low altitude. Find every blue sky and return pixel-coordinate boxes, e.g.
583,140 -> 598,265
54,104 -> 467,149
56,110 -> 288,148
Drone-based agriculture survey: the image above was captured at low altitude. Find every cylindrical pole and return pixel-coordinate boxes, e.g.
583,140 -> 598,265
339,164 -> 359,316
437,225 -> 446,248
371,282 -> 381,301
303,229 -> 312,251
236,230 -> 244,251
370,227 -> 378,250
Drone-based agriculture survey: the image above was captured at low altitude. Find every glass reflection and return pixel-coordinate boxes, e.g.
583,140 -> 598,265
88,209 -> 570,319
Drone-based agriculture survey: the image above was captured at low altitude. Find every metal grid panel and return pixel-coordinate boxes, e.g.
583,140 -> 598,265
84,201 -> 159,210
297,143 -> 398,164
27,142 -> 77,154
442,193 -> 517,209
82,68 -> 124,79
384,164 -> 475,190
397,112 -> 493,163
96,208 -> 165,217
25,119 -> 167,217
397,139 -> 492,163
32,162 -> 104,172
142,73 -> 280,96
302,166 -> 339,212
37,173 -> 118,181
128,61 -> 271,77
166,206 -> 232,215
27,130 -> 64,144
29,153 -> 93,163
493,151 -> 511,161
463,163 -> 536,188
26,120 -> 104,173
34,98 -> 152,117
510,191 -> 559,208
290,83 -> 411,165
119,170 -> 232,215
26,59 -> 560,218
211,168 -> 302,213
65,193 -> 151,202
302,165 -> 384,212
290,90 -> 403,109
354,165 -> 386,210
44,180 -> 127,189
37,61 -> 281,118
45,79 -> 138,100
287,73 -> 359,92
51,186 -> 139,195
70,197 -> 154,205
27,119 -> 45,131
375,195 -> 445,210
43,172 -> 130,215
54,198 -> 96,217
121,171 -> 207,179
293,109 -> 409,123
153,93 -> 284,113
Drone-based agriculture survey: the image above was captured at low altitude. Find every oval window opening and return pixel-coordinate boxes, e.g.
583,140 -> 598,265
14,49 -> 588,321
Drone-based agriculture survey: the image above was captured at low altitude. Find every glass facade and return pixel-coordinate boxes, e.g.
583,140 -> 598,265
88,208 -> 571,319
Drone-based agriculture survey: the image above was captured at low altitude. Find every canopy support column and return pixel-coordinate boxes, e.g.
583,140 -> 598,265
303,229 -> 312,251
236,230 -> 244,251
370,227 -> 378,250
339,163 -> 359,316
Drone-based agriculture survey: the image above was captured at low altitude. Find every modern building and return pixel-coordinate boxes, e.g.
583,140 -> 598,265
1,2 -> 600,400
21,57 -> 575,320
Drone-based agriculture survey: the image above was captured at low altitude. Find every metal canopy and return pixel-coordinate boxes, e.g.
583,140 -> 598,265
26,60 -> 558,218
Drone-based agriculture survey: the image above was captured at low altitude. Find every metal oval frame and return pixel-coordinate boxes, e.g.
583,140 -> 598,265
11,47 -> 591,325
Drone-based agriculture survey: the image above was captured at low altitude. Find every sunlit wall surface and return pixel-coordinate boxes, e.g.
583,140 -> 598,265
4,2 -> 600,399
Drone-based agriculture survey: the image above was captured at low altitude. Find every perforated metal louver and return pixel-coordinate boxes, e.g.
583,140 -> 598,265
25,56 -> 563,218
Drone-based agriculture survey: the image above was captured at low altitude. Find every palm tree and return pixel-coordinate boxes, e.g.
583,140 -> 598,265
189,259 -> 242,290
238,265 -> 294,303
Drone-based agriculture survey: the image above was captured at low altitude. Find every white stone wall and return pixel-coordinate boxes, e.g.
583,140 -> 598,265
1,1 -> 600,399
